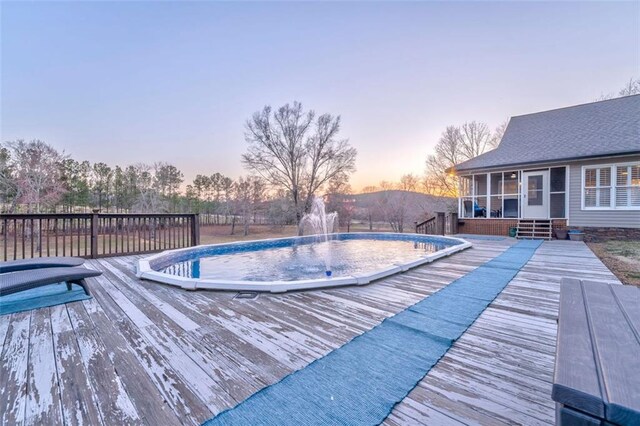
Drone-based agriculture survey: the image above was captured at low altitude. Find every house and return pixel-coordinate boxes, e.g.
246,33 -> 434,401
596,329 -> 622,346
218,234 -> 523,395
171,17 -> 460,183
450,95 -> 640,240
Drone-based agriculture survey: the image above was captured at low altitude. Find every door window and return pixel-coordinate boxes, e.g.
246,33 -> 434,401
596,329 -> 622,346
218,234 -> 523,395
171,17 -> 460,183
527,175 -> 543,206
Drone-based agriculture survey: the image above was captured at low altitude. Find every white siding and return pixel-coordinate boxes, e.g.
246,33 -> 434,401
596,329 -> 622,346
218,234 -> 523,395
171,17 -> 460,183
569,156 -> 640,228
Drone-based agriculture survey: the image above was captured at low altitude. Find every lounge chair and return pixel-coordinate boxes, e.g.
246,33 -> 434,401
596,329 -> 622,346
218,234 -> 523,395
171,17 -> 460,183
0,267 -> 101,297
0,257 -> 85,273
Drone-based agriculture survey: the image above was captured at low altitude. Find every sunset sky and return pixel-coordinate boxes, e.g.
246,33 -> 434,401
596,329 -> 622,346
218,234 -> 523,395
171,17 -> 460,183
1,1 -> 638,191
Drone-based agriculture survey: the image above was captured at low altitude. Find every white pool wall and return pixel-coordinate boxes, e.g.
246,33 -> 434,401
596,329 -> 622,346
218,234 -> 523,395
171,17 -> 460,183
136,233 -> 472,293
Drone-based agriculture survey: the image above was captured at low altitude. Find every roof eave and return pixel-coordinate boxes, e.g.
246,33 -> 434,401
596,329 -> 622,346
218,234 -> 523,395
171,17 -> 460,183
450,150 -> 640,175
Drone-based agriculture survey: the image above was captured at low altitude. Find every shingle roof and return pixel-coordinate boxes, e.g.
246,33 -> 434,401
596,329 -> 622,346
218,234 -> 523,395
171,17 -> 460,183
452,94 -> 640,173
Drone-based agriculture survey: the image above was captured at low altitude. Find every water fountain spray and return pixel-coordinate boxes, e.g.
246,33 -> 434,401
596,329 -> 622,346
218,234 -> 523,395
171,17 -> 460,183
300,197 -> 338,278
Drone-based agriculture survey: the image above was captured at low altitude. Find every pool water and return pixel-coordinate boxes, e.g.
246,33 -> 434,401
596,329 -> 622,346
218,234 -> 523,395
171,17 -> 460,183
161,238 -> 450,281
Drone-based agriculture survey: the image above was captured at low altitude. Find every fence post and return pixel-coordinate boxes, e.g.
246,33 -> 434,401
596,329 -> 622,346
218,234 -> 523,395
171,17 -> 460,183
90,212 -> 99,258
436,212 -> 445,236
449,213 -> 458,235
191,214 -> 200,246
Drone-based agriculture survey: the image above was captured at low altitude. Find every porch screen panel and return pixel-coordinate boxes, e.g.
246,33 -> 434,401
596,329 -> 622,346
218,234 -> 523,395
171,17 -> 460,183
550,194 -> 566,218
490,173 -> 502,218
550,167 -> 566,218
474,175 -> 487,217
460,176 -> 474,218
503,171 -> 519,218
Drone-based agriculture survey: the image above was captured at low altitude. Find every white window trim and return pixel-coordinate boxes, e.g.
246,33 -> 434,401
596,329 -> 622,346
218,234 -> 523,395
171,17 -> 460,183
581,161 -> 640,211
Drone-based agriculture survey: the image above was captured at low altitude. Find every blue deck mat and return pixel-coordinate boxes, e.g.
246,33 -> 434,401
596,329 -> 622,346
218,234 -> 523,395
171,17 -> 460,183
0,283 -> 91,315
203,239 -> 543,426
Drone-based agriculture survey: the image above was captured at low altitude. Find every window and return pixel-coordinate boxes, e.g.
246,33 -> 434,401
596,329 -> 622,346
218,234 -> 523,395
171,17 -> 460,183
583,163 -> 640,210
615,165 -> 640,208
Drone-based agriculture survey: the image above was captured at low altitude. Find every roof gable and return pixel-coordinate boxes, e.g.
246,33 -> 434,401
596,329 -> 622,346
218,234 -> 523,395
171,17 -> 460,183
453,95 -> 640,172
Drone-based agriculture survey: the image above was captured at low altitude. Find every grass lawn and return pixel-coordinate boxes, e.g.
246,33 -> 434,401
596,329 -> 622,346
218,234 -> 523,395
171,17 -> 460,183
587,240 -> 640,286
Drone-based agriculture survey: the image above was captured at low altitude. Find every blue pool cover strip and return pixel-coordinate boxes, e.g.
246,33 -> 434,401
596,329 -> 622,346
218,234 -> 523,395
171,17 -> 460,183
0,283 -> 91,316
203,239 -> 543,426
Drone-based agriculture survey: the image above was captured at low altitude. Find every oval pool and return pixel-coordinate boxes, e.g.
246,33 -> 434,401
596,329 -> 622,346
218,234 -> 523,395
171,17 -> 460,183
136,233 -> 471,293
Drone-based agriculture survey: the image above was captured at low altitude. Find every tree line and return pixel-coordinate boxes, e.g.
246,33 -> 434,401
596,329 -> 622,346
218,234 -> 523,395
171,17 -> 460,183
0,102 -> 359,236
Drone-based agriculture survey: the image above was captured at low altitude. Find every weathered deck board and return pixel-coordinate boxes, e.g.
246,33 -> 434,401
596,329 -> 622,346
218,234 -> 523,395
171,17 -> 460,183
25,307 -> 63,425
50,305 -> 104,426
1,311 -> 31,426
0,239 -> 621,425
65,301 -> 142,425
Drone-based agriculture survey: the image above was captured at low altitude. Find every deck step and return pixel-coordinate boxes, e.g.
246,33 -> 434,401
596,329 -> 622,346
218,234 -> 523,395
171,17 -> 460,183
516,219 -> 552,240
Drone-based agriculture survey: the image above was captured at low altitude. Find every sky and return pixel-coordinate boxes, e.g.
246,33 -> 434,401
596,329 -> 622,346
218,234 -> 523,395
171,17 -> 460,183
1,1 -> 638,191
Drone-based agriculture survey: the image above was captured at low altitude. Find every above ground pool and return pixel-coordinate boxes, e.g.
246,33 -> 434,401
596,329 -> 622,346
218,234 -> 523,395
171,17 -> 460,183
136,233 -> 471,293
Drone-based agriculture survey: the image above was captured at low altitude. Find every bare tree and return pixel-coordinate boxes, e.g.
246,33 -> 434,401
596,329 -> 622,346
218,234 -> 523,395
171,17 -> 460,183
2,140 -> 67,213
618,78 -> 640,96
375,186 -> 411,233
0,145 -> 18,212
242,102 -> 357,229
424,126 -> 466,196
596,77 -> 640,100
325,179 -> 355,232
490,120 -> 508,149
131,163 -> 167,213
425,121 -> 504,196
459,121 -> 493,160
399,174 -> 419,192
231,175 -> 265,236
359,185 -> 380,230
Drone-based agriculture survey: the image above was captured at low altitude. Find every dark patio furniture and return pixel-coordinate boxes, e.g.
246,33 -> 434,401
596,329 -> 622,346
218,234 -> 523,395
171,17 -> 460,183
463,200 -> 473,218
0,257 -> 85,273
463,200 -> 486,218
552,278 -> 640,425
0,267 -> 101,297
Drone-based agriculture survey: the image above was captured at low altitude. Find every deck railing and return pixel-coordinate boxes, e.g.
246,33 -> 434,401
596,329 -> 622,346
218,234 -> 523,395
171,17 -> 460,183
1,213 -> 200,261
415,212 -> 448,235
445,213 -> 459,235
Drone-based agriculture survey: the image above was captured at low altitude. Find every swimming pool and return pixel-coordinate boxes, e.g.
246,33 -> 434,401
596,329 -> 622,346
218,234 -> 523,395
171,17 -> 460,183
136,233 -> 471,293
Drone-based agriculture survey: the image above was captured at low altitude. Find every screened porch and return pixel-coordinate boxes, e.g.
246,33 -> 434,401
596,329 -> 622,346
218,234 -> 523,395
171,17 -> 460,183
458,167 -> 568,220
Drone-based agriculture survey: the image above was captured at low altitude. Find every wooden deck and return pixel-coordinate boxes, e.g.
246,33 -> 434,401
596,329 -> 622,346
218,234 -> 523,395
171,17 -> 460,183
0,239 -> 621,425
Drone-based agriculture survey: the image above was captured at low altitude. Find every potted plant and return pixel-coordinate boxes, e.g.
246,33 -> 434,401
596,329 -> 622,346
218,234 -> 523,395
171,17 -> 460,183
568,229 -> 585,241
554,228 -> 568,240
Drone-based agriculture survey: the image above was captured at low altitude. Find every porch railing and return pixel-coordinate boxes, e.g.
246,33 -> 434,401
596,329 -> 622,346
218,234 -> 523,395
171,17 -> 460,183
415,212 -> 445,235
415,212 -> 458,236
1,213 -> 200,261
445,213 -> 459,235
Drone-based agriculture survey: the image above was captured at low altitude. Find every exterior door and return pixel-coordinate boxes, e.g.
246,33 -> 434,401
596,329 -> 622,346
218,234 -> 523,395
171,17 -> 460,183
522,170 -> 548,218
